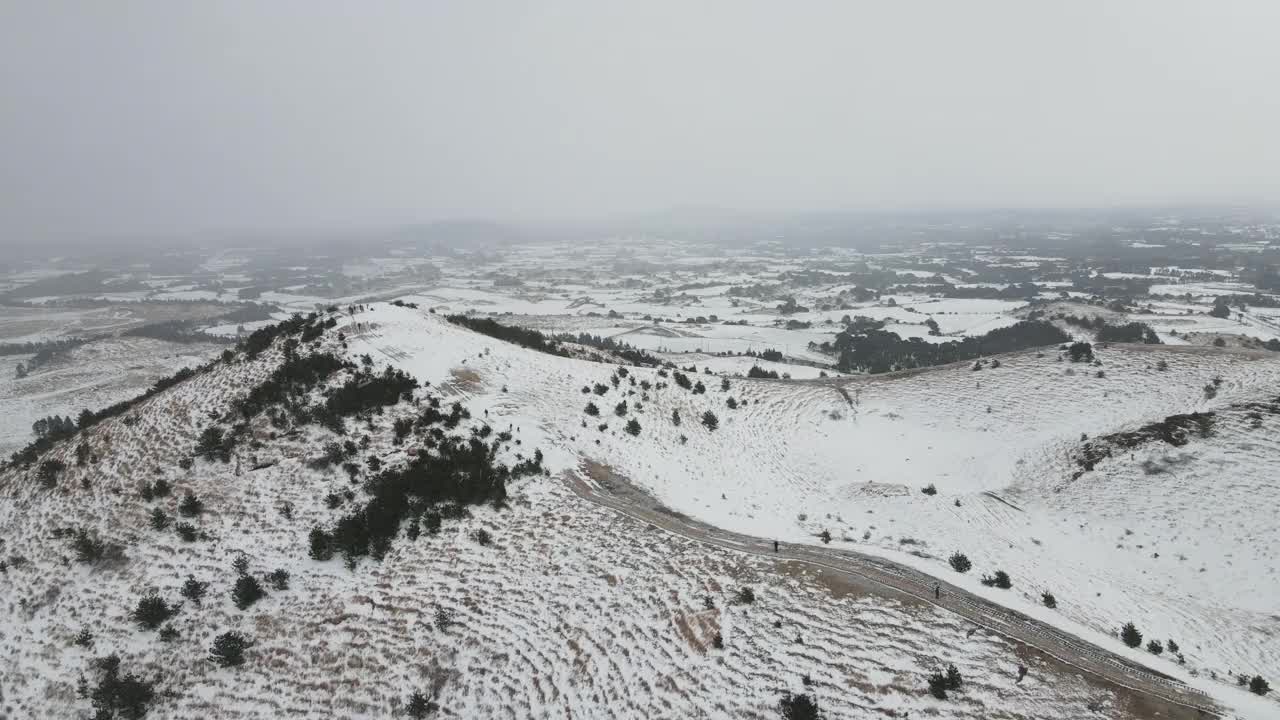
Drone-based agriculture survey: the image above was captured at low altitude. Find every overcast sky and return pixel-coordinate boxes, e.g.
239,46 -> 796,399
2,1 -> 1279,241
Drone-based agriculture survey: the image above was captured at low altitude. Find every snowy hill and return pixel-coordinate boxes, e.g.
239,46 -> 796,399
1,303 -> 1276,718
347,305 -> 1280,713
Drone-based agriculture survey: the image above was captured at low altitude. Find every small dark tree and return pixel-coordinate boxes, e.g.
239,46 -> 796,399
948,552 -> 972,573
180,575 -> 209,605
209,631 -> 251,668
1249,675 -> 1270,696
433,606 -> 455,631
1147,639 -> 1164,655
87,654 -> 156,719
625,418 -> 641,436
733,587 -> 756,605
1121,622 -> 1142,648
175,522 -> 198,542
980,570 -> 1012,589
1041,590 -> 1057,608
132,592 -> 180,631
148,508 -> 170,531
423,512 -> 442,535
614,401 -> 628,417
267,569 -> 290,591
701,411 -> 719,431
921,483 -> 937,496
406,691 -> 438,718
232,573 -> 267,611
178,492 -> 204,517
74,628 -> 94,648
671,409 -> 681,426
308,527 -> 334,560
37,458 -> 65,489
1068,342 -> 1094,363
778,692 -> 823,720
72,529 -> 106,564
584,402 -> 599,416
945,663 -> 963,691
927,671 -> 948,700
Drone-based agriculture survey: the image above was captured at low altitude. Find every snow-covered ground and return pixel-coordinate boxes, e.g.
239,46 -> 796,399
345,304 -> 1280,717
0,337 -> 225,458
0,308 -> 1177,720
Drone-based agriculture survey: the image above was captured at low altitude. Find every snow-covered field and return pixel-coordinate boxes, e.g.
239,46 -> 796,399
0,307 -> 1178,720
345,305 -> 1280,717
5,229 -> 1280,718
0,337 -> 225,458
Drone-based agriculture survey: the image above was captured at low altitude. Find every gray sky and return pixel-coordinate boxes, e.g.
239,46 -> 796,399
2,1 -> 1279,241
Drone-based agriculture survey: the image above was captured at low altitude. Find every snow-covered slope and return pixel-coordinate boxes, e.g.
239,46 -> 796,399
345,304 -> 1280,715
0,304 -> 1194,719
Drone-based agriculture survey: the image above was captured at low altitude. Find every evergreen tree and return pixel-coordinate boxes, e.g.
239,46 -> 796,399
584,402 -> 599,416
406,691 -> 438,718
72,529 -> 106,564
1041,591 -> 1057,608
148,508 -> 170,531
701,411 -> 719,431
1067,342 -> 1094,363
945,663 -> 963,690
625,418 -> 641,436
305,527 -> 330,561
132,592 -> 180,631
87,655 -> 157,719
267,569 -> 290,591
981,570 -> 1012,589
37,458 -> 65,489
1250,675 -> 1270,696
232,574 -> 267,611
671,409 -> 681,426
1121,622 -> 1142,648
209,631 -> 251,668
948,552 -> 971,573
180,575 -> 209,605
778,692 -> 823,720
927,671 -> 948,700
178,492 -> 204,517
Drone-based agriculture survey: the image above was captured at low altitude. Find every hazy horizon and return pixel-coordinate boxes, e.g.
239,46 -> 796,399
4,1 -> 1280,242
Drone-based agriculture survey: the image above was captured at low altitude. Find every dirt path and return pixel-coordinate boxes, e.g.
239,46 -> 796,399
565,466 -> 1222,719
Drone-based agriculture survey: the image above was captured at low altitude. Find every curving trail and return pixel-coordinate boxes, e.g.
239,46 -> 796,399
565,468 -> 1223,719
